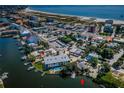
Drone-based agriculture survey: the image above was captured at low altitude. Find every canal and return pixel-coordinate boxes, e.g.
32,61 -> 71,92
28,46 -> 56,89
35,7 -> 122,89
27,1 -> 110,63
0,38 -> 99,88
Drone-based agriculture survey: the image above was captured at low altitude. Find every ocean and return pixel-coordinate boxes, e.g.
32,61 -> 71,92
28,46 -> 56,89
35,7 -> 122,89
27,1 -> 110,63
30,5 -> 124,20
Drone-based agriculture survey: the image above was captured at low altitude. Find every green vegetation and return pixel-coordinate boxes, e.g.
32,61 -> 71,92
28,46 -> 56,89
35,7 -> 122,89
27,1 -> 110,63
115,25 -> 123,34
59,34 -> 76,43
28,54 -> 36,62
112,61 -> 123,69
0,79 -> 4,88
99,32 -> 111,36
41,41 -> 49,49
60,36 -> 72,43
101,48 -> 114,59
95,72 -> 124,88
101,72 -> 124,87
77,40 -> 84,46
33,62 -> 43,71
88,46 -> 97,52
90,57 -> 98,68
23,44 -> 33,55
0,84 -> 4,88
82,46 -> 97,57
102,63 -> 111,73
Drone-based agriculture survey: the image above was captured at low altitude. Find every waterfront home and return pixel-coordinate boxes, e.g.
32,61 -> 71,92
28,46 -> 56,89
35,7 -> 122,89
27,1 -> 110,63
43,54 -> 70,69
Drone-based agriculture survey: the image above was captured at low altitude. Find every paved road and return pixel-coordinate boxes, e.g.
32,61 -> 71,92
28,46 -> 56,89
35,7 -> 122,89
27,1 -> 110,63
109,49 -> 124,65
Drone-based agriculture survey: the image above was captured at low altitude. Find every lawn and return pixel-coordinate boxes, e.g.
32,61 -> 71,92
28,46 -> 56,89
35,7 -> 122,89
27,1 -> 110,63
0,82 -> 4,88
101,72 -> 124,88
33,62 -> 43,71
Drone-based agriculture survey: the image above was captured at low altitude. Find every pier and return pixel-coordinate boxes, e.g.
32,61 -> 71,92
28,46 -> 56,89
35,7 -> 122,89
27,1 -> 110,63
0,30 -> 19,38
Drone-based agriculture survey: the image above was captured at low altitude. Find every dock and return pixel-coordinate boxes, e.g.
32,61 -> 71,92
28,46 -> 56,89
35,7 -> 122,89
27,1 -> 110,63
41,72 -> 46,77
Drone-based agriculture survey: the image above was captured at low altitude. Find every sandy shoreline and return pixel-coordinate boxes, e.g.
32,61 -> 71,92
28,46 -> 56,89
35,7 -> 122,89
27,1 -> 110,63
25,8 -> 124,25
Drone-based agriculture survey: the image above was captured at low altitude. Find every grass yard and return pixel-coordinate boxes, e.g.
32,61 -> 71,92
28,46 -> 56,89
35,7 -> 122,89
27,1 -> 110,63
33,62 -> 43,71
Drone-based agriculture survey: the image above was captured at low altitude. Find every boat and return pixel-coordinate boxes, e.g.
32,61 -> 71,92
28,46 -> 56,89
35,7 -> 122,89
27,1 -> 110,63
2,72 -> 8,75
21,56 -> 27,60
71,72 -> 76,79
0,72 -> 9,80
18,47 -> 23,50
99,84 -> 105,88
24,62 -> 31,66
27,66 -> 35,71
20,50 -> 25,53
41,72 -> 45,77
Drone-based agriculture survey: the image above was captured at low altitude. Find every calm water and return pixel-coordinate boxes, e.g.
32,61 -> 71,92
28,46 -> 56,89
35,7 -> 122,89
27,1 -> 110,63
0,38 -> 98,88
31,5 -> 124,20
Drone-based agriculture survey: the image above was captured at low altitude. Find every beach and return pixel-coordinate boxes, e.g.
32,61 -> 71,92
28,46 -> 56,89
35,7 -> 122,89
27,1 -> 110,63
26,6 -> 124,25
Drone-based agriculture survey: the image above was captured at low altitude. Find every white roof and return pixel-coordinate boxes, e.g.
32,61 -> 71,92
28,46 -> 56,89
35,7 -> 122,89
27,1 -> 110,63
44,54 -> 70,65
22,30 -> 30,34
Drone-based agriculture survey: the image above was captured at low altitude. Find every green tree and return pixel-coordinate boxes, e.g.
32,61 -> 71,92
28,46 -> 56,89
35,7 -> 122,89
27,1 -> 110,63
112,61 -> 123,69
103,63 -> 111,73
90,57 -> 98,68
77,40 -> 83,46
101,48 -> 114,59
29,55 -> 35,62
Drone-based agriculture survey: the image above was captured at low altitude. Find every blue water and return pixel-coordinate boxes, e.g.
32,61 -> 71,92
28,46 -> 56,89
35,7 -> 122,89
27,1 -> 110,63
30,5 -> 124,20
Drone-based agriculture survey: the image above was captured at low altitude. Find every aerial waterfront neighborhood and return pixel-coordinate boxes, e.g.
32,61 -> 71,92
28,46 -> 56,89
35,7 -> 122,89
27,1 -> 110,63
0,6 -> 124,88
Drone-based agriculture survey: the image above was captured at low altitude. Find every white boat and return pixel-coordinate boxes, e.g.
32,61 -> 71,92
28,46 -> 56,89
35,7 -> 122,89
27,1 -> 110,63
24,62 -> 31,65
0,72 -> 8,80
21,56 -> 27,60
27,66 -> 34,71
71,72 -> 76,79
2,72 -> 8,75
